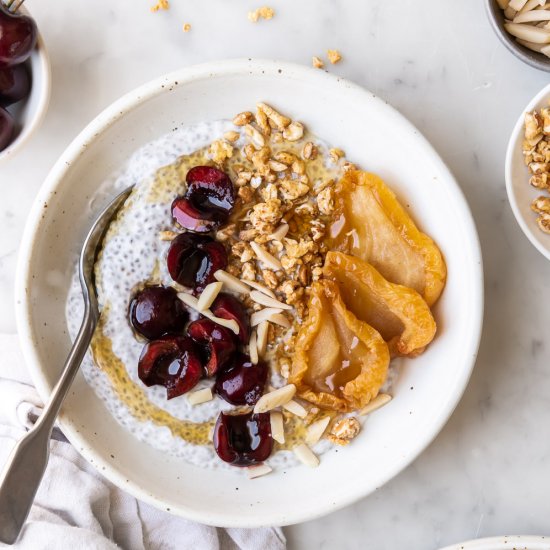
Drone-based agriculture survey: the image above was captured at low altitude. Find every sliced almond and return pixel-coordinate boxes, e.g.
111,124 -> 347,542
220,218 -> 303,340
177,292 -> 240,335
293,443 -> 320,468
270,411 -> 285,444
197,282 -> 223,311
256,321 -> 269,356
497,0 -> 510,7
267,313 -> 291,328
250,290 -> 292,310
242,279 -> 277,299
214,269 -> 250,294
249,330 -> 259,365
358,393 -> 392,416
510,0 -> 529,8
283,399 -> 307,418
305,416 -> 331,446
516,37 -> 547,51
514,9 -> 550,21
269,223 -> 290,241
250,307 -> 284,326
187,387 -> 213,405
247,463 -> 273,479
254,384 -> 297,413
250,241 -> 282,270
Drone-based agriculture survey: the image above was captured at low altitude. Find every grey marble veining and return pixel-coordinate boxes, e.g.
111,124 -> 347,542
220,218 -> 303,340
1,1 -> 550,548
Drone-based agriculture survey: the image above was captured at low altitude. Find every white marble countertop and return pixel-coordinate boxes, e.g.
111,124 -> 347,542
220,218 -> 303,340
1,1 -> 550,548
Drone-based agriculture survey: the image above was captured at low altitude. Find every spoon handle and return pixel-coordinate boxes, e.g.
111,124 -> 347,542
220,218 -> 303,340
0,302 -> 97,545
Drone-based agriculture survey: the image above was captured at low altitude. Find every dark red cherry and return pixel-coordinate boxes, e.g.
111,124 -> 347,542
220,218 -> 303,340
214,411 -> 273,466
0,63 -> 30,106
0,107 -> 14,152
171,166 -> 235,232
129,285 -> 187,340
0,5 -> 37,67
166,233 -> 227,293
214,353 -> 267,406
138,336 -> 202,399
210,293 -> 250,344
187,318 -> 237,377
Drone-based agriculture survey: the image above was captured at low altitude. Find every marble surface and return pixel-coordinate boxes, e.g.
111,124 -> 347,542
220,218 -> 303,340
1,0 -> 550,548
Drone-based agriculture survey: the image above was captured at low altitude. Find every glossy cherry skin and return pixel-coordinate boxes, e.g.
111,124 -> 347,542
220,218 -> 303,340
210,293 -> 250,344
214,353 -> 267,406
0,107 -> 14,152
0,63 -> 30,106
171,166 -> 235,232
129,285 -> 187,340
187,318 -> 237,377
0,5 -> 37,67
138,336 -> 202,399
166,233 -> 227,293
213,411 -> 273,466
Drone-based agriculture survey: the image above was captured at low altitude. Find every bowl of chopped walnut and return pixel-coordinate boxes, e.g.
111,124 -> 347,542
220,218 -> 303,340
506,82 -> 550,260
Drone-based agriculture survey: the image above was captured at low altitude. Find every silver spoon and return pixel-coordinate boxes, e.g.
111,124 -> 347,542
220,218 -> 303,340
0,186 -> 133,545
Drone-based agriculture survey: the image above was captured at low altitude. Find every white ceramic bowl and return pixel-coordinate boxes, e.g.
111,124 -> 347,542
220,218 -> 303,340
15,59 -> 483,527
0,6 -> 51,163
440,535 -> 550,550
506,82 -> 550,261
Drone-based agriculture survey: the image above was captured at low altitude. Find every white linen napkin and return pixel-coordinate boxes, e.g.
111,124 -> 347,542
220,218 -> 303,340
0,334 -> 286,550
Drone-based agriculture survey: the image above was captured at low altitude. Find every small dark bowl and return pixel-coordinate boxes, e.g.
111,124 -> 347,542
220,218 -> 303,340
486,0 -> 550,72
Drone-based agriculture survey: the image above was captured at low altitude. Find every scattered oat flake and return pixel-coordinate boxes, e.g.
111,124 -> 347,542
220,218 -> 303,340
312,56 -> 324,69
327,49 -> 342,64
183,23 -> 191,32
248,6 -> 275,23
150,0 -> 169,12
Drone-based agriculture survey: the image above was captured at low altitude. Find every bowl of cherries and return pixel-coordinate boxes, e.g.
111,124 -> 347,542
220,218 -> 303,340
0,0 -> 50,161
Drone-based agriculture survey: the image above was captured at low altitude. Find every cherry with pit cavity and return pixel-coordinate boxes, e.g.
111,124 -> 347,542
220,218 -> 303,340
138,336 -> 202,399
0,63 -> 29,106
213,411 -> 273,466
214,353 -> 267,406
0,3 -> 37,67
210,293 -> 250,344
187,318 -> 237,377
0,107 -> 14,151
129,285 -> 187,340
171,166 -> 235,233
167,233 -> 227,293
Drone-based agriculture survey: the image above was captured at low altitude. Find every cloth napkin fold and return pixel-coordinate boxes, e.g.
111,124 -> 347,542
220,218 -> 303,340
0,334 -> 286,550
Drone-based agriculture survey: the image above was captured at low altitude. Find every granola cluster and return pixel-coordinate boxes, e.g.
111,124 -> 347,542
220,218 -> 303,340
523,107 -> 550,234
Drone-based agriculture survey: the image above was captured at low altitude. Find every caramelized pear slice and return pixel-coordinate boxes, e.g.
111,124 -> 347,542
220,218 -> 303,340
328,170 -> 446,307
323,251 -> 436,356
289,280 -> 390,412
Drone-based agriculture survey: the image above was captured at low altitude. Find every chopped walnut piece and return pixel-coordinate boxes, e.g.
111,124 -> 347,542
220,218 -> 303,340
262,269 -> 279,289
317,186 -> 335,215
248,6 -> 275,22
284,238 -> 317,259
279,279 -> 304,306
209,140 -> 234,164
260,183 -> 278,201
279,179 -> 309,201
312,56 -> 324,69
525,111 -> 543,142
327,49 -> 342,64
328,417 -> 361,446
250,199 -> 283,232
182,22 -> 191,32
529,162 -> 549,175
532,195 -> 550,214
233,111 -> 254,126
537,213 -> 550,234
150,0 -> 169,12
530,173 -> 550,190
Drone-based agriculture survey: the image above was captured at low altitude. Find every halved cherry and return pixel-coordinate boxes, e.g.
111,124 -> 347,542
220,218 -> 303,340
129,285 -> 187,340
210,293 -> 250,344
213,411 -> 273,466
214,353 -> 267,406
138,336 -> 202,399
167,233 -> 227,293
171,166 -> 235,232
187,318 -> 236,377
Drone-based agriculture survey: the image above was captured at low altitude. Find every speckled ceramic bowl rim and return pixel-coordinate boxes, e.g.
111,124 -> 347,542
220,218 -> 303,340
15,59 -> 484,526
485,0 -> 550,72
506,81 -> 550,261
439,535 -> 550,550
0,7 -> 52,163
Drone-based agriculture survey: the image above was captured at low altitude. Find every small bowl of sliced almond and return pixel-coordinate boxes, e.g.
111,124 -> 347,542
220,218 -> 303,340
487,0 -> 550,71
506,81 -> 550,260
